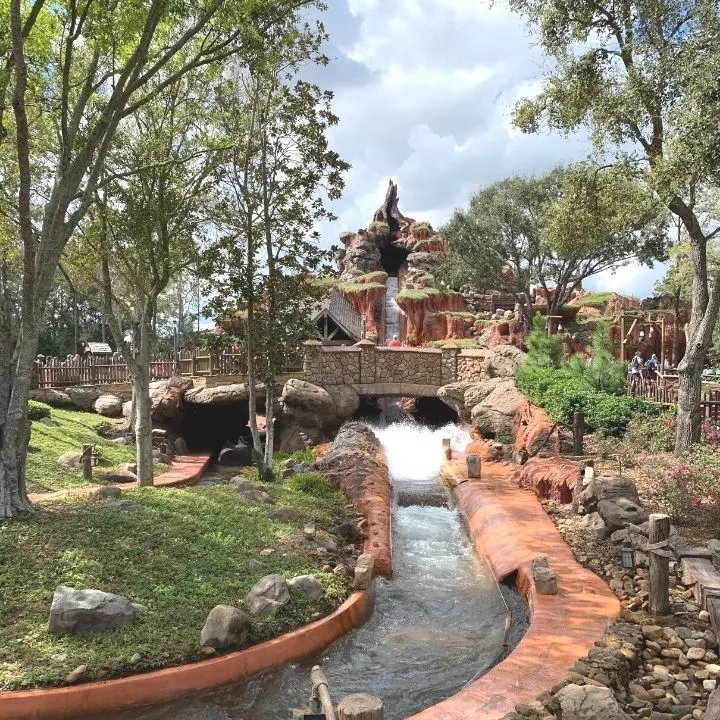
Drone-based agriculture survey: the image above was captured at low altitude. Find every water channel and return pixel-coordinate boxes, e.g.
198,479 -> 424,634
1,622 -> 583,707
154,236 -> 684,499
101,423 -> 513,720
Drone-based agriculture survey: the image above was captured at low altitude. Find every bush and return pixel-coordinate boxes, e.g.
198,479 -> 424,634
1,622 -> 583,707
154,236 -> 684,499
284,472 -> 341,500
27,401 -> 51,421
625,411 -> 676,453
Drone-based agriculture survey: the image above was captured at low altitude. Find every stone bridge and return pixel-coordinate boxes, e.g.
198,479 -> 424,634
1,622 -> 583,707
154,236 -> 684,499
303,339 -> 487,397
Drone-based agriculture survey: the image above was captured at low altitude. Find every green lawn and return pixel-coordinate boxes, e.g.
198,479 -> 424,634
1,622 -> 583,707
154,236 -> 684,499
0,476 -> 352,690
26,407 -> 165,494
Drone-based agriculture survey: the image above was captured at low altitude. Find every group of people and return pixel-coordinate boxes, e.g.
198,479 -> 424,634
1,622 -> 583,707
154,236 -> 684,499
628,351 -> 670,393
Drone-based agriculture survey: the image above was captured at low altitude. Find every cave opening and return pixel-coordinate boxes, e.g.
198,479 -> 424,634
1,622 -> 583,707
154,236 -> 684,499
180,403 -> 251,453
379,241 -> 409,276
403,396 -> 459,428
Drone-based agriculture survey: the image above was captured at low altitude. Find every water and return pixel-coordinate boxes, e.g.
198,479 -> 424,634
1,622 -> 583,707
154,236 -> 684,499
99,424 -> 510,720
385,276 -> 401,342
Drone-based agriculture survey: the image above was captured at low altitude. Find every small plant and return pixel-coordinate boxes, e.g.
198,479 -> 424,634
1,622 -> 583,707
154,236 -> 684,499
284,472 -> 341,500
27,401 -> 51,421
368,221 -> 390,235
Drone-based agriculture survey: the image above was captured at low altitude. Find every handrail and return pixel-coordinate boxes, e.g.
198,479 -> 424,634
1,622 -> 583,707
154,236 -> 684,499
310,665 -> 336,720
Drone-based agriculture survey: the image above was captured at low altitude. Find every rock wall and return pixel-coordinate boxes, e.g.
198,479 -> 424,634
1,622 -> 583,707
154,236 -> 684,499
315,422 -> 392,577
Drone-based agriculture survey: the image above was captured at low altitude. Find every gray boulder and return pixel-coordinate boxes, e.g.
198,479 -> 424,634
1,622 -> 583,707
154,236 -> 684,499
326,385 -> 360,420
269,508 -> 300,523
245,574 -> 291,617
150,376 -> 193,421
93,486 -> 122,500
436,381 -> 474,419
705,686 -> 720,720
576,475 -> 641,515
470,381 -> 524,438
96,469 -> 138,484
200,605 -> 250,649
288,575 -> 324,601
65,386 -> 101,411
555,684 -> 632,720
483,345 -> 525,379
598,497 -> 649,533
218,442 -> 252,467
93,394 -> 123,418
354,554 -> 374,590
49,586 -> 135,634
184,383 -> 249,406
29,387 -> 74,408
281,379 -> 335,422
229,477 -> 274,504
122,400 -> 132,419
58,452 -> 84,470
580,511 -> 610,540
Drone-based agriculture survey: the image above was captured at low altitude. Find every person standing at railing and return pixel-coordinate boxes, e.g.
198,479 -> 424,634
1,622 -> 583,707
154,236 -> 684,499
629,350 -> 644,395
646,353 -> 659,384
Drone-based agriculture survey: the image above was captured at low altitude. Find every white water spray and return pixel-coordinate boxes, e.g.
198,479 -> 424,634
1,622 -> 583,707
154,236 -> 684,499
372,422 -> 470,484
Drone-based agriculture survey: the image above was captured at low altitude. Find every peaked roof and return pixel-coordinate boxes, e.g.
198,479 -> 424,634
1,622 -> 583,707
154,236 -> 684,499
83,342 -> 112,354
311,288 -> 363,340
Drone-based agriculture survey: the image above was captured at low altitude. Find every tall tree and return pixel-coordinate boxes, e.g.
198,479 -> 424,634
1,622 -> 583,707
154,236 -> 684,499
439,165 -> 666,326
509,0 -> 720,452
205,22 -> 347,474
0,0 -> 319,518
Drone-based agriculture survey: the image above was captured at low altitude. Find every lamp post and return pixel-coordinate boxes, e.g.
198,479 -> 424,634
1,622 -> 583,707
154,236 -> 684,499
620,543 -> 636,572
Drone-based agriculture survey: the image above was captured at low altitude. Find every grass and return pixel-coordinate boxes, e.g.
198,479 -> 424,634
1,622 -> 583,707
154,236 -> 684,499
27,407 -> 166,494
567,291 -> 639,308
0,473 -> 352,690
338,281 -> 386,294
427,338 -> 487,348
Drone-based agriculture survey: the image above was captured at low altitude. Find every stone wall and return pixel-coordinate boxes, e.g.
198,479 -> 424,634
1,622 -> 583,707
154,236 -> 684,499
303,341 -> 485,391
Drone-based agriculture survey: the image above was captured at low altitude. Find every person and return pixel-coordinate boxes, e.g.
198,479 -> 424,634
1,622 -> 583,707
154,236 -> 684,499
664,357 -> 671,372
387,334 -> 401,348
629,350 -> 644,395
646,353 -> 659,383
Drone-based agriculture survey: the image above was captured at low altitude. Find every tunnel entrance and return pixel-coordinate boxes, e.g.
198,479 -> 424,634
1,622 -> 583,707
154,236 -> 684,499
402,396 -> 459,428
180,403 -> 251,452
379,240 -> 409,276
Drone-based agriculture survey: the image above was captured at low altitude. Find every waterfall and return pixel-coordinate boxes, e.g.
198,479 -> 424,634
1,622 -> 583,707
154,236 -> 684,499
385,276 -> 400,342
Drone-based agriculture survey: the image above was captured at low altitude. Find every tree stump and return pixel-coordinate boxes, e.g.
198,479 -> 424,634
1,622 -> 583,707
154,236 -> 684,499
337,694 -> 383,720
572,411 -> 584,455
649,513 -> 671,615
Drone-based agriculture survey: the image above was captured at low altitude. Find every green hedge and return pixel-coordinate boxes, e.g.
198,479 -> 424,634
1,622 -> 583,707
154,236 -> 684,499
27,401 -> 52,421
516,367 -> 660,437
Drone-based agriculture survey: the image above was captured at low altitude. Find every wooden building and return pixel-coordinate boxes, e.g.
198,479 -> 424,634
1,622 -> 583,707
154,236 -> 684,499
311,289 -> 363,345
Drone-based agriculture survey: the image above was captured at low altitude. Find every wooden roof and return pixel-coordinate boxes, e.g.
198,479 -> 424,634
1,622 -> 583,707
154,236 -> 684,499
311,289 -> 363,340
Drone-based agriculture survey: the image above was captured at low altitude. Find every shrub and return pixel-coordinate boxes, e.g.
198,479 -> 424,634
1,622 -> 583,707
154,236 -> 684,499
625,411 -> 676,453
284,472 -> 341,500
647,444 -> 720,525
27,401 -> 51,421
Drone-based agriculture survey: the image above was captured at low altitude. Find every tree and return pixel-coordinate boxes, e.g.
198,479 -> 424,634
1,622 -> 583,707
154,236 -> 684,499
204,22 -> 347,474
509,0 -> 720,452
439,165 -> 666,326
75,71 -> 216,486
0,0 -> 319,518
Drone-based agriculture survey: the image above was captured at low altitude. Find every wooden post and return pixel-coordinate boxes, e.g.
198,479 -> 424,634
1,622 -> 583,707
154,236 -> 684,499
620,314 -> 625,363
337,694 -> 383,720
648,513 -> 671,615
660,315 -> 666,372
311,665 -> 336,720
572,412 -> 584,455
82,444 -> 93,480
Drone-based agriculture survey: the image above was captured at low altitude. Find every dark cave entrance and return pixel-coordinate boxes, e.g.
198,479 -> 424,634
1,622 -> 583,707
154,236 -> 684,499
180,403 -> 251,453
379,241 -> 409,276
403,397 -> 459,428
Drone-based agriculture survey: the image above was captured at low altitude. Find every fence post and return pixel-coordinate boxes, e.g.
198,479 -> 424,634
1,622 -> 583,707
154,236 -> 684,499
337,694 -> 383,720
572,411 -> 584,455
82,444 -> 93,480
648,513 -> 671,615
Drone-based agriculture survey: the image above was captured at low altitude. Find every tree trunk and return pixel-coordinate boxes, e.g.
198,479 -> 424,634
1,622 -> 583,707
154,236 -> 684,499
264,382 -> 275,472
133,320 -> 154,486
675,358 -> 703,450
672,286 -> 680,366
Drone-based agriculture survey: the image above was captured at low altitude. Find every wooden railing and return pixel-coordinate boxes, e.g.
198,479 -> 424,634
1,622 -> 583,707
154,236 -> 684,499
632,378 -> 720,421
36,348 -> 303,388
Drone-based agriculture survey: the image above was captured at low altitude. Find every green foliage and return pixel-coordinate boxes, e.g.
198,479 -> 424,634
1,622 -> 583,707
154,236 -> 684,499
522,315 -> 564,369
283,472 -> 342,500
368,221 -> 390,234
27,401 -> 51,421
0,481 -> 352,689
567,291 -> 615,308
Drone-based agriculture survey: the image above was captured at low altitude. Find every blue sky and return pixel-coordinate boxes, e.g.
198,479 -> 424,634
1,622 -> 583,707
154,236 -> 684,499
309,0 -> 665,298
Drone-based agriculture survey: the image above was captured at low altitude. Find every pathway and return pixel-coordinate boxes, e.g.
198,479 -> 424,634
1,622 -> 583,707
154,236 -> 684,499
409,449 -> 620,720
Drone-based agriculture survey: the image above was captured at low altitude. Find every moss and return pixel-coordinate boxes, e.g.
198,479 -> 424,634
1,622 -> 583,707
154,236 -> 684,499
397,288 -> 431,302
0,477 -> 353,690
410,221 -> 432,234
427,338 -> 488,348
355,271 -> 388,285
310,276 -> 339,292
368,221 -> 390,234
444,311 -> 476,320
338,282 -> 386,294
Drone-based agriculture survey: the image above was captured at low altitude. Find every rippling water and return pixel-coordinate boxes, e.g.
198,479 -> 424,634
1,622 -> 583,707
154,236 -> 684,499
97,423 -> 509,720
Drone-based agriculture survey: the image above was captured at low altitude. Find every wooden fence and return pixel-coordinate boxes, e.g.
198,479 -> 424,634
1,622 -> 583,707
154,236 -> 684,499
36,348 -> 303,389
634,377 -> 720,422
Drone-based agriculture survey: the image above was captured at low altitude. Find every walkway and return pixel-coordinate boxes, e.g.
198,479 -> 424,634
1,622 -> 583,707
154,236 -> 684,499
28,453 -> 212,503
410,450 -> 620,720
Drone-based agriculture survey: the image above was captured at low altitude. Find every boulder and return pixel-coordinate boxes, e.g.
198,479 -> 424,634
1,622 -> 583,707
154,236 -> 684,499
92,486 -> 122,500
483,345 -> 525,379
29,387 -> 74,408
437,381 -> 474,418
575,474 -> 641,514
514,401 -> 557,455
218,442 -> 252,467
705,686 -> 720,720
122,400 -> 132,419
49,586 -> 135,634
65,386 -> 101,411
58,452 -> 84,470
93,394 -> 123,418
96,469 -> 137,484
580,511 -> 610,540
281,379 -> 335,422
598,497 -> 649,533
288,575 -> 324,601
200,605 -> 250,649
269,508 -> 300,523
512,457 -> 577,503
245,574 -> 291,617
150,376 -> 193,421
463,377 -> 511,411
326,385 -> 360,420
470,381 -> 525,439
555,684 -> 632,720
184,383 -> 249,406
354,553 -> 374,590
229,477 -> 273,504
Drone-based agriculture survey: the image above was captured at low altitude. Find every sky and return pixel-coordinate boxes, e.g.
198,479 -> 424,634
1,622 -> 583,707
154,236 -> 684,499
309,0 -> 666,297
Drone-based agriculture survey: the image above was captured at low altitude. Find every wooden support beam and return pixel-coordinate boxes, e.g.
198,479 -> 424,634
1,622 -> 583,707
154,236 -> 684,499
649,513 -> 671,615
311,665 -> 336,720
572,412 -> 584,455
